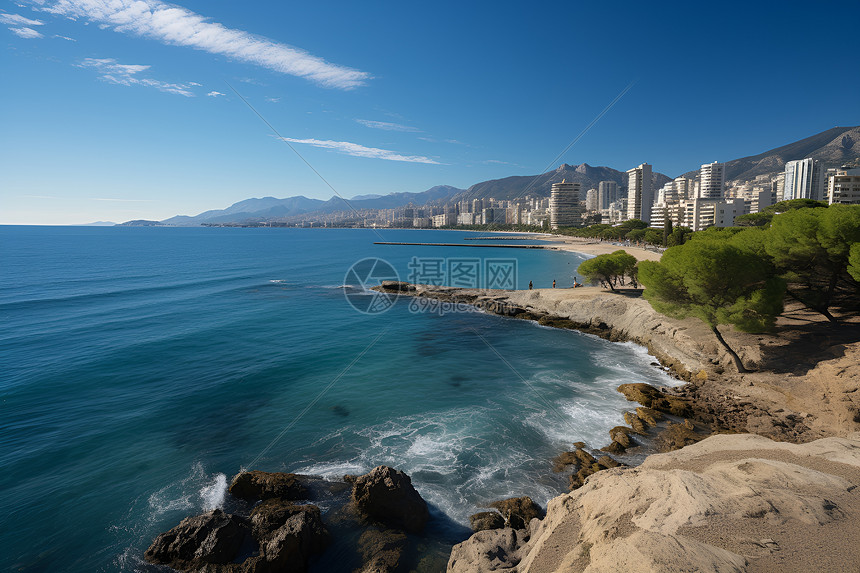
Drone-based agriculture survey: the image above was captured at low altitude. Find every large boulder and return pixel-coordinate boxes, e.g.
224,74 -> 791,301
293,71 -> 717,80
487,497 -> 542,530
245,510 -> 329,573
144,509 -> 250,569
229,471 -> 308,502
469,512 -> 505,532
250,499 -> 323,541
348,466 -> 429,533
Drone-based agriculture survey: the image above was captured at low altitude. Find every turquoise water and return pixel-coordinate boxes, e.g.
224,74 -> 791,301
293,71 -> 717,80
0,227 -> 676,572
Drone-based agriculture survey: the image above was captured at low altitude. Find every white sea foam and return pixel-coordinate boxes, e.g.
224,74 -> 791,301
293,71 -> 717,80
147,463 -> 226,520
200,473 -> 227,510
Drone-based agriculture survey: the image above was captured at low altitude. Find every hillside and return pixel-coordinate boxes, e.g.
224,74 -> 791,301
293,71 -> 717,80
681,125 -> 860,182
454,163 -> 671,202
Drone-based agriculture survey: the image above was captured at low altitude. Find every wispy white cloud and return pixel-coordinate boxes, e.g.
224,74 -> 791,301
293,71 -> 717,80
10,26 -> 43,38
30,0 -> 371,89
54,33 -> 75,40
0,12 -> 44,26
188,81 -> 201,86
265,96 -> 281,103
78,57 -> 196,97
206,90 -> 225,97
355,119 -> 420,132
280,137 -> 441,164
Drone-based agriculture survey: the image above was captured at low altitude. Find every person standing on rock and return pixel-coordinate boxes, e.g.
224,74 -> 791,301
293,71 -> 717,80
552,280 -> 556,288
529,281 -> 533,290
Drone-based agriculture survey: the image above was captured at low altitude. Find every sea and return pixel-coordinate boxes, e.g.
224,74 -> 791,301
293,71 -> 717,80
0,226 -> 678,572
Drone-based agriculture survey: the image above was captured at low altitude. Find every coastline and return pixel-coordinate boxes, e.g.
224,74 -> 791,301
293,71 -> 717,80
374,281 -> 860,571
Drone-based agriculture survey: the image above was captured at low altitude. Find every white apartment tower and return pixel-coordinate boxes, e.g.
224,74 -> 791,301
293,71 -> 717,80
828,168 -> 860,205
550,180 -> 581,229
784,158 -> 823,201
598,180 -> 618,210
585,188 -> 599,212
626,163 -> 654,223
699,161 -> 725,199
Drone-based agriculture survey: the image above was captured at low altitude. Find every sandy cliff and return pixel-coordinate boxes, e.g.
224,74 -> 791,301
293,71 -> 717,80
448,432 -> 860,572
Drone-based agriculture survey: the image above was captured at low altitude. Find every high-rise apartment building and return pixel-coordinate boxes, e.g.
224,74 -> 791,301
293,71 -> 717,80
784,158 -> 823,201
585,188 -> 599,212
827,168 -> 860,205
549,180 -> 581,229
598,180 -> 618,210
699,161 -> 725,199
626,163 -> 653,223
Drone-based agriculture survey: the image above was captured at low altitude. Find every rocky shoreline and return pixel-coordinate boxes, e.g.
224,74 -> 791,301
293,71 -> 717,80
144,282 -> 860,572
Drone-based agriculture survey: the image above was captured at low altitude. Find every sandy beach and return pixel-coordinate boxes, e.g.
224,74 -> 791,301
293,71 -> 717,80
540,235 -> 664,261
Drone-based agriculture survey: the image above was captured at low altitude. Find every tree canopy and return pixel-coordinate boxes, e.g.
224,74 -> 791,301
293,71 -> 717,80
638,240 -> 785,372
577,250 -> 638,291
763,204 -> 860,321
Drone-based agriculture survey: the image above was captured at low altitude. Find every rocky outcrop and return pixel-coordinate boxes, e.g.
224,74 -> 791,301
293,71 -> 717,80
347,465 -> 429,533
448,432 -> 860,572
378,281 -> 416,293
487,497 -> 542,530
468,512 -> 505,532
229,471 -> 309,502
144,509 -> 250,569
245,509 -> 329,573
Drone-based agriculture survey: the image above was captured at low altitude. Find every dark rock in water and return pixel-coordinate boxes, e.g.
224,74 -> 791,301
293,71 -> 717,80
608,426 -> 633,449
572,445 -> 597,466
229,471 -> 309,502
469,512 -> 505,532
144,509 -> 250,569
601,440 -> 626,454
487,496 -> 541,530
350,466 -> 429,533
355,527 -> 408,573
551,451 -> 580,473
250,499 -> 322,541
597,455 -> 620,469
624,411 -> 648,435
618,383 -> 692,418
379,281 -> 416,292
636,406 -> 663,427
244,509 -> 329,573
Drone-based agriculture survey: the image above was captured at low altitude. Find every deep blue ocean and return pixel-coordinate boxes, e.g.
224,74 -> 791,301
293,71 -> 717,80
0,226 -> 676,572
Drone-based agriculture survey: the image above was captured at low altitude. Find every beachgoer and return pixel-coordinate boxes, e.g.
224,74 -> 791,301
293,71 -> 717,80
529,281 -> 533,290
552,279 -> 556,288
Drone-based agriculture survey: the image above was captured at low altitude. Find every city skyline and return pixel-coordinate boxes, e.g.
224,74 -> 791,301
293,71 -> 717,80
1,0 -> 859,224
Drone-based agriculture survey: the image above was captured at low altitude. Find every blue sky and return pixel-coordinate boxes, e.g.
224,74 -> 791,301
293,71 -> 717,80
1,0 -> 858,224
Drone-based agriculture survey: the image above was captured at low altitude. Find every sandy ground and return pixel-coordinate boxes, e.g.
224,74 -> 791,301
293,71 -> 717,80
542,236 -> 664,261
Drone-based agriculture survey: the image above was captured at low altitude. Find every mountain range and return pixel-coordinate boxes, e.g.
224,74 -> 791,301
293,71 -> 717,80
681,125 -> 860,182
126,125 -> 859,226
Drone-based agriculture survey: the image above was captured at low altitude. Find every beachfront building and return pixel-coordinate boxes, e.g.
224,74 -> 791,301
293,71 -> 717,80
699,161 -> 725,199
678,197 -> 745,231
598,180 -> 618,209
626,163 -> 654,224
784,158 -> 824,201
549,180 -> 581,229
585,188 -> 599,212
827,168 -> 860,204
